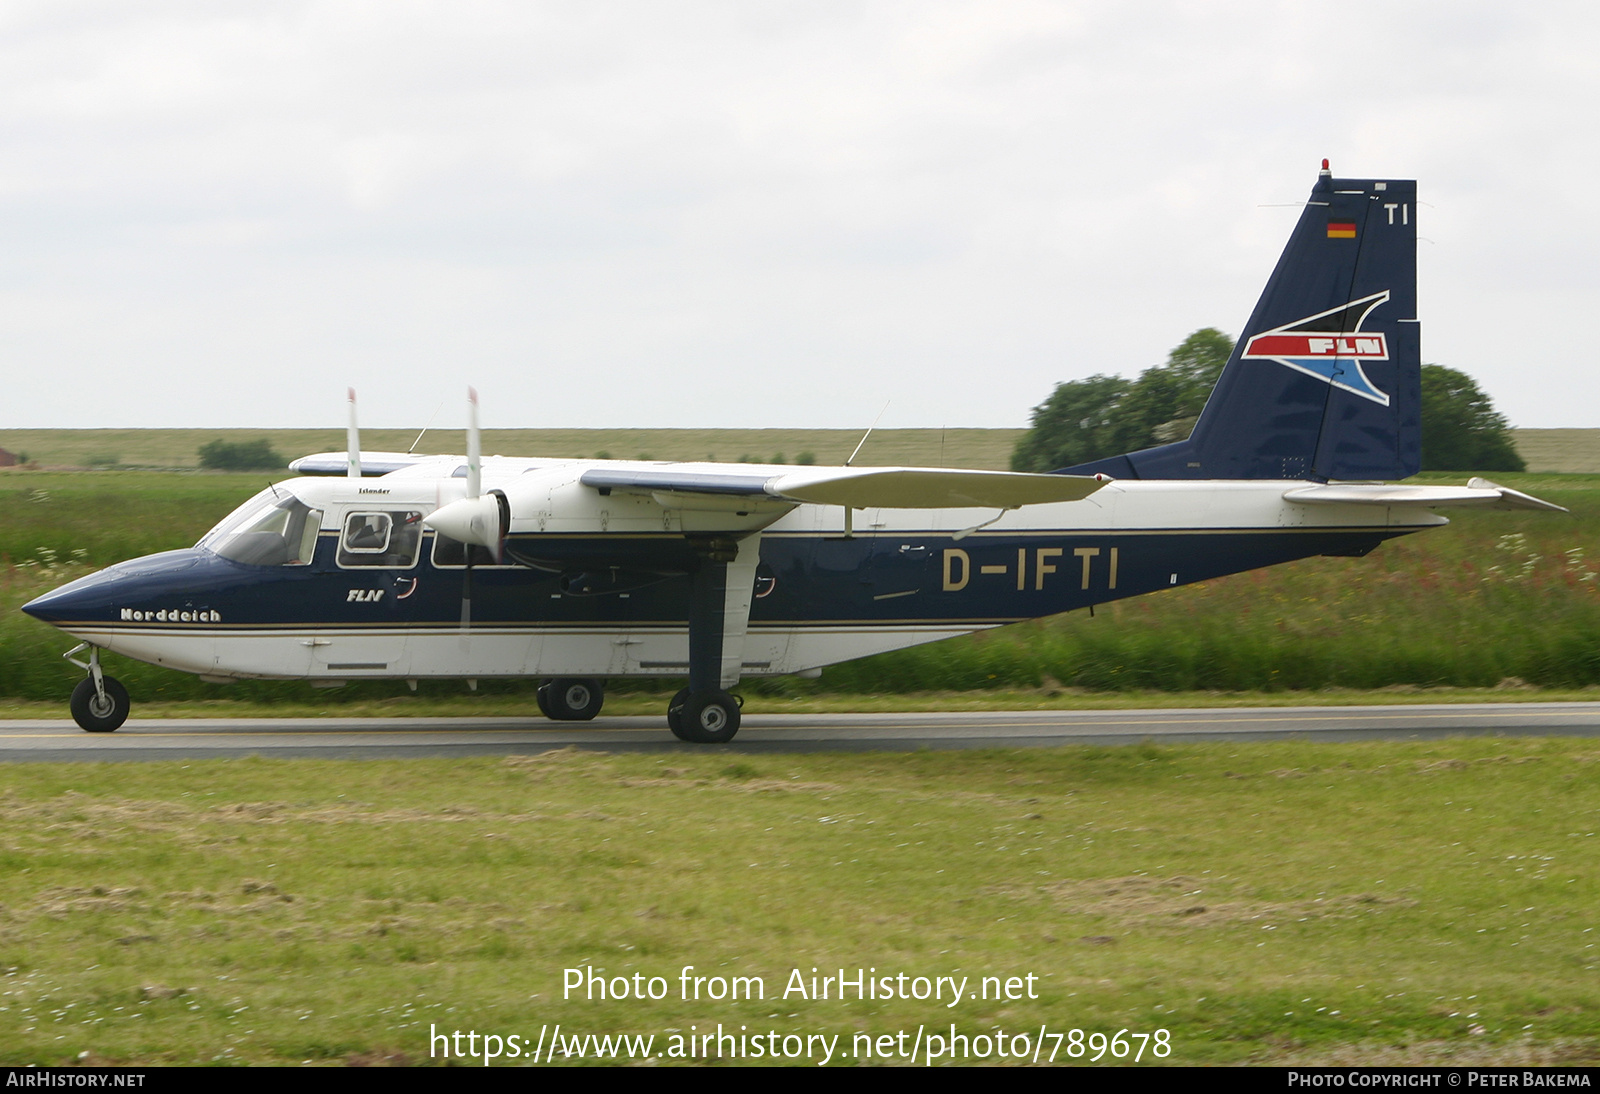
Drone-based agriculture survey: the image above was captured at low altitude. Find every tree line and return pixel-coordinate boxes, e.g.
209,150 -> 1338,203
1010,329 -> 1525,474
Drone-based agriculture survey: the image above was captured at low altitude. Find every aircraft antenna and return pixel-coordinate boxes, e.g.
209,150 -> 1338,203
952,507 -> 1015,541
845,400 -> 890,467
407,400 -> 444,454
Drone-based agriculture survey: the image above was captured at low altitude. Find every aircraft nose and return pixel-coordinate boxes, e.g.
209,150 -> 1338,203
20,549 -> 210,627
21,574 -> 114,625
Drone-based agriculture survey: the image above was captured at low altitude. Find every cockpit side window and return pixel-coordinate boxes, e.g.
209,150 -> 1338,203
337,511 -> 424,568
205,493 -> 324,566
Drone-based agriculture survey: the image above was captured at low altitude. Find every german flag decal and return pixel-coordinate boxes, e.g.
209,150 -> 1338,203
1327,221 -> 1357,239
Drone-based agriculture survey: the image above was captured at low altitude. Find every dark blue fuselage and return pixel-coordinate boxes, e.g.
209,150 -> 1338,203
23,524 -> 1403,636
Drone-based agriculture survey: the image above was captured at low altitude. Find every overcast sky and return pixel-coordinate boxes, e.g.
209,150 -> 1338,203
1,1 -> 1595,432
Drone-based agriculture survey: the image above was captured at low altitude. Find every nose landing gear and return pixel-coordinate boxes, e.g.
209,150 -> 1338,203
64,643 -> 130,733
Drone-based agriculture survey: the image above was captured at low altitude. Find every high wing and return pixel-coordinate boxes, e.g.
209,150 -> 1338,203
424,462 -> 1106,550
1283,478 -> 1566,513
579,465 -> 1105,510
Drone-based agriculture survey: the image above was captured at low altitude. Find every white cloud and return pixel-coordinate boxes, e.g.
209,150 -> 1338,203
0,0 -> 1595,429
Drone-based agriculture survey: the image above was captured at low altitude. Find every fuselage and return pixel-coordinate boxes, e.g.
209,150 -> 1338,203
20,457 -> 1443,686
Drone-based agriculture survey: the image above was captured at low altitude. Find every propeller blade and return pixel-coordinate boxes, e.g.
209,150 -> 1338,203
466,386 -> 481,500
346,388 -> 361,479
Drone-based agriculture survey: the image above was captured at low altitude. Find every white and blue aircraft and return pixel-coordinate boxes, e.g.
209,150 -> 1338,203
22,164 -> 1562,742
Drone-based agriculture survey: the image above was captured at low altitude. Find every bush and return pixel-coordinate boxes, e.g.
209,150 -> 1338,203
198,440 -> 284,471
1012,329 -> 1233,472
1420,365 -> 1525,472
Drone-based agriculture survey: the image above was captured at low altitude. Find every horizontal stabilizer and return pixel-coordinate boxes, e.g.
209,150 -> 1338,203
581,466 -> 1105,510
290,451 -> 435,476
1283,478 -> 1566,513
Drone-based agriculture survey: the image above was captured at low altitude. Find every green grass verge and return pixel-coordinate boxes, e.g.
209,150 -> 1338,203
0,739 -> 1597,1066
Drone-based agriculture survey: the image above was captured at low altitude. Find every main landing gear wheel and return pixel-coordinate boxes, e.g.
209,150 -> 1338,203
70,676 -> 129,733
676,690 -> 742,744
540,678 -> 604,721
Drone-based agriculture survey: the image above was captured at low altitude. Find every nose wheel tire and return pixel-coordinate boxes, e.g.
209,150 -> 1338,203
70,676 -> 130,733
675,690 -> 742,744
541,678 -> 604,721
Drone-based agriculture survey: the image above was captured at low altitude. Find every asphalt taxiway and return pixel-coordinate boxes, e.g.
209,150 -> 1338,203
2,702 -> 1599,761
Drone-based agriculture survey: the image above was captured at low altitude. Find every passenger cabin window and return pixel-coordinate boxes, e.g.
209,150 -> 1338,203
338,511 -> 424,568
203,493 -> 324,566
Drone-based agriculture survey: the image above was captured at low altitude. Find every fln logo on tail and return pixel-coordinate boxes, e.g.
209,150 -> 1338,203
1240,290 -> 1394,406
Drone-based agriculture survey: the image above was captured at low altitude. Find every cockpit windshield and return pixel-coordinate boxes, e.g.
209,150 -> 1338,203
199,489 -> 324,566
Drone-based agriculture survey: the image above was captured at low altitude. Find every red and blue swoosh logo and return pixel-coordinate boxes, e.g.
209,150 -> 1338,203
1241,291 -> 1393,406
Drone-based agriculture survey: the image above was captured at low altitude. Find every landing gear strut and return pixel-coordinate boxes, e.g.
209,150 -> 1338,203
668,535 -> 759,743
65,643 -> 130,733
538,677 -> 604,721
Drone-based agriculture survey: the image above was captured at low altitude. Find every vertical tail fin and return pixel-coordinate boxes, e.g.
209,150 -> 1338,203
1064,163 -> 1419,481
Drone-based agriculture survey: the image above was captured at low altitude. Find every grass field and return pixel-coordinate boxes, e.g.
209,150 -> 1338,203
1512,429 -> 1600,475
3,471 -> 1598,706
3,426 -> 1595,473
0,738 -> 1595,1066
0,428 -> 1026,473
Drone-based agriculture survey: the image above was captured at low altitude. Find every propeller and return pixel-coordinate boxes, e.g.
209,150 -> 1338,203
426,390 -> 506,552
422,388 -> 508,636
